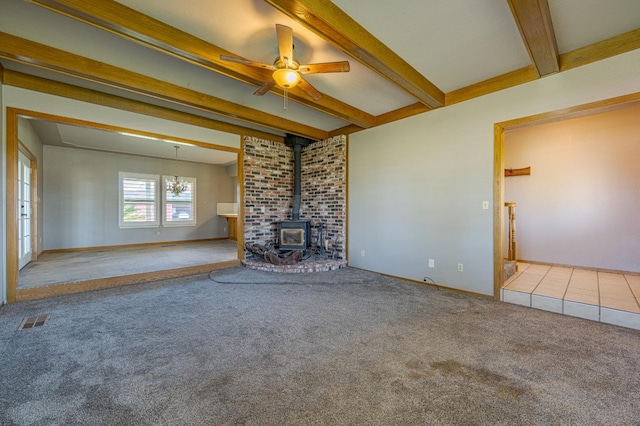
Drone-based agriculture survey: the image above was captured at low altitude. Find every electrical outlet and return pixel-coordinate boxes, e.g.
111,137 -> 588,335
457,263 -> 464,272
482,201 -> 489,210
428,259 -> 435,268
361,250 -> 365,257
223,227 -> 227,232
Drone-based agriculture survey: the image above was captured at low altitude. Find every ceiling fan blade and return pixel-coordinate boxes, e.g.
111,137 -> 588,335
276,24 -> 294,67
298,77 -> 323,101
220,54 -> 275,71
253,78 -> 276,96
298,61 -> 350,74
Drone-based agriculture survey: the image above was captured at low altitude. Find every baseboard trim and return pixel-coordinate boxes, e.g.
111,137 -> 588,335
347,266 -> 491,299
396,275 -> 493,299
41,238 -> 227,255
15,260 -> 241,302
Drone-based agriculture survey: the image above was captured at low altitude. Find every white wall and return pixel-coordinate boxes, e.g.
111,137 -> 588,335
17,118 -> 44,159
226,163 -> 239,203
348,49 -> 640,295
43,145 -> 233,249
505,104 -> 640,272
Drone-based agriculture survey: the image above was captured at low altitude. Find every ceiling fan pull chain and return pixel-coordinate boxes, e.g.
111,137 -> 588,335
284,88 -> 289,119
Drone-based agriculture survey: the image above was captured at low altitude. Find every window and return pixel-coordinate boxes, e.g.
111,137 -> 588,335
163,176 -> 196,227
119,172 -> 159,228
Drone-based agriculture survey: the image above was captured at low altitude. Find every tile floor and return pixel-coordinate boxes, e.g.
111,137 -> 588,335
502,263 -> 640,330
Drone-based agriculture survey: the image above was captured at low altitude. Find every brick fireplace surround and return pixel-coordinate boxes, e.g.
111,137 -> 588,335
242,135 -> 347,272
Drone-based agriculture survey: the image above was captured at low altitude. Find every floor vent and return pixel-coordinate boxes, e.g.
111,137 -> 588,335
19,314 -> 49,330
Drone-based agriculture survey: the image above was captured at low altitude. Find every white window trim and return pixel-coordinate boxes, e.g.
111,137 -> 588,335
119,172 -> 160,229
162,175 -> 197,227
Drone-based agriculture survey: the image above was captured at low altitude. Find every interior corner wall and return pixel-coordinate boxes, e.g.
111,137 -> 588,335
348,49 -> 640,296
242,135 -> 347,259
504,104 -> 640,273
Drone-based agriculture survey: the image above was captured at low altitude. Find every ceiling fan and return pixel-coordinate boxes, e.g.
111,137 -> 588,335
220,24 -> 350,101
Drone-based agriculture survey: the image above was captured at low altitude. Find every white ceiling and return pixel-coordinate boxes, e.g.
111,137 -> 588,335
1,0 -> 639,148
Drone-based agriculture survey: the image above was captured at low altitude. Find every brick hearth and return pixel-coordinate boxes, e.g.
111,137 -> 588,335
242,257 -> 347,273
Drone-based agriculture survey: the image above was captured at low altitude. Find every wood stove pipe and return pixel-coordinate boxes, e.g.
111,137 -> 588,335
285,134 -> 312,221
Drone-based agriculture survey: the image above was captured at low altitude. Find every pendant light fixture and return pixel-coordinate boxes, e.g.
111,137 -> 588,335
167,146 -> 188,196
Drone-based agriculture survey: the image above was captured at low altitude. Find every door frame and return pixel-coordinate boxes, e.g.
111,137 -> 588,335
6,108 -> 19,303
492,91 -> 640,299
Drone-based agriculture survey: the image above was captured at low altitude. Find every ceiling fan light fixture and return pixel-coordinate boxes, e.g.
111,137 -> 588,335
272,68 -> 300,89
220,25 -> 347,101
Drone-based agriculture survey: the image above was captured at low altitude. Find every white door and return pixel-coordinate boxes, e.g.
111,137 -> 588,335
18,151 -> 32,270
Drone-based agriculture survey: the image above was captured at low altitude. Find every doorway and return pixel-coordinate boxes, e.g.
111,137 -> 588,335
5,108 -> 244,303
493,92 -> 640,299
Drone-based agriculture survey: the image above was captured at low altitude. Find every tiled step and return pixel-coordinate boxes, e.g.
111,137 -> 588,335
503,288 -> 640,329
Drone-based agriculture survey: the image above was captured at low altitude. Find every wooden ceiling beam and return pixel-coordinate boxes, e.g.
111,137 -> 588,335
560,27 -> 640,71
375,103 -> 431,126
445,65 -> 539,106
328,124 -> 363,137
0,32 -> 327,140
265,0 -> 445,109
329,103 -> 433,137
507,0 -> 560,77
27,0 -> 375,129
